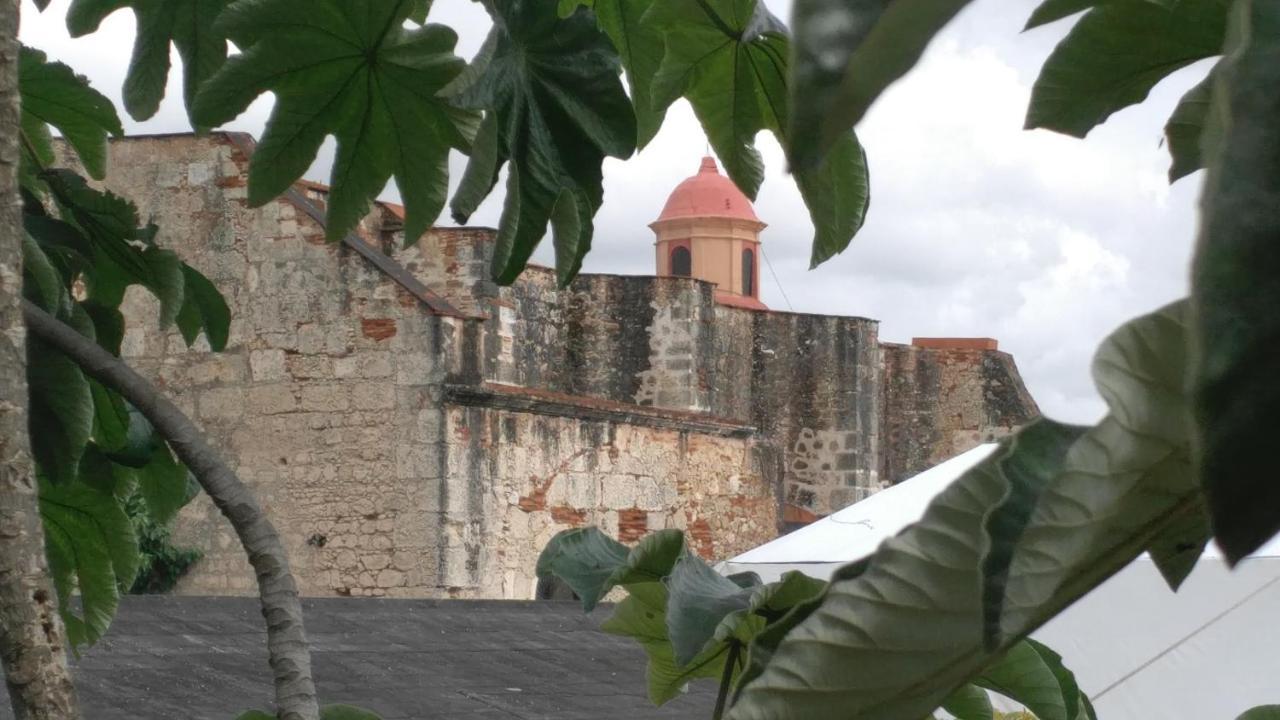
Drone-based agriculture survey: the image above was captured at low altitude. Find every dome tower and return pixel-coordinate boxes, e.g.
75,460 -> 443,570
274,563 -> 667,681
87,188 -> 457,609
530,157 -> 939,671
650,156 -> 767,310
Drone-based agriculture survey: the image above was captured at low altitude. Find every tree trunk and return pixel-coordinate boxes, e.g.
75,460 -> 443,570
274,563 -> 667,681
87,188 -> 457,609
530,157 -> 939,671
22,300 -> 320,720
0,0 -> 82,716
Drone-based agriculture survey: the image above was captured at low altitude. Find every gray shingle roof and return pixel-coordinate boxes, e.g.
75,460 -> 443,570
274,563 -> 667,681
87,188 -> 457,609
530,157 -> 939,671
0,596 -> 716,720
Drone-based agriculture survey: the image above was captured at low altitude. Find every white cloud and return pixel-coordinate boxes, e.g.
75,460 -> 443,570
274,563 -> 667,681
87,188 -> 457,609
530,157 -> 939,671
18,0 -> 1210,424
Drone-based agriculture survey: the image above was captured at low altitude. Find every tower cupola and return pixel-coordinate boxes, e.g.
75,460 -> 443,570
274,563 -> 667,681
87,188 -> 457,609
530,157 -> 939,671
650,156 -> 767,310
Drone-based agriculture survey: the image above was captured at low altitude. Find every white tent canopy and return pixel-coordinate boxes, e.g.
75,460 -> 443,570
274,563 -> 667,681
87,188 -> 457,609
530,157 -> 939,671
720,444 -> 1280,719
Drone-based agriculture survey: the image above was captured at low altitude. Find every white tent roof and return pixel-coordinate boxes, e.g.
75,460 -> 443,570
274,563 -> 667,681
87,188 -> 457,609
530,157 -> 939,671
720,445 -> 1280,719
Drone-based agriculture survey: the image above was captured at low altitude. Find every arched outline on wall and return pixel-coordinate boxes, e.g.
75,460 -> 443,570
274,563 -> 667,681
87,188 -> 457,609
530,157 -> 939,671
742,247 -> 756,297
671,245 -> 692,277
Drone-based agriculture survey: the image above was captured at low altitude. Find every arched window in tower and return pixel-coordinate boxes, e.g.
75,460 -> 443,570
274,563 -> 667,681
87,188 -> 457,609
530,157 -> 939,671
671,246 -> 692,277
742,248 -> 755,296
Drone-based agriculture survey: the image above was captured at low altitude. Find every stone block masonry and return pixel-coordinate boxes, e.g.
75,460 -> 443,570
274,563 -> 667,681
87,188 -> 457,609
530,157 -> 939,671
73,133 -> 1039,599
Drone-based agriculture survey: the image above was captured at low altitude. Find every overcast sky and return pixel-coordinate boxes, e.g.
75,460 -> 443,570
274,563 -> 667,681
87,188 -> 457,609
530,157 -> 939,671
19,0 -> 1213,424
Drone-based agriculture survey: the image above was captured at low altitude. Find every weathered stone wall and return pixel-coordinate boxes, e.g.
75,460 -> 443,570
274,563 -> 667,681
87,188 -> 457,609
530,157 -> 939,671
713,307 -> 884,517
437,386 -> 777,598
81,133 -> 783,599
880,342 -> 1040,484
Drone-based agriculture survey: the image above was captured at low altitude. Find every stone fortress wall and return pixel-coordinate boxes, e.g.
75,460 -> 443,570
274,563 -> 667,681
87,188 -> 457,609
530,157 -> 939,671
80,133 -> 1038,599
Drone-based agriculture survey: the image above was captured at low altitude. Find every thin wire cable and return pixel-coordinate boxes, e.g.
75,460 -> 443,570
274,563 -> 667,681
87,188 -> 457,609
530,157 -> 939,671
761,246 -> 793,311
1091,569 -> 1280,701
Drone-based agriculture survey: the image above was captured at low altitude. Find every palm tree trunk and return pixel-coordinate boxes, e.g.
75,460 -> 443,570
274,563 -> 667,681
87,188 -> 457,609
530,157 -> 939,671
0,0 -> 81,715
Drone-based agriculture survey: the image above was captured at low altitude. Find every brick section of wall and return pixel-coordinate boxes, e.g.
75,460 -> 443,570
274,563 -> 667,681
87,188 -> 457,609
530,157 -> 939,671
880,343 -> 1040,485
440,402 -> 778,599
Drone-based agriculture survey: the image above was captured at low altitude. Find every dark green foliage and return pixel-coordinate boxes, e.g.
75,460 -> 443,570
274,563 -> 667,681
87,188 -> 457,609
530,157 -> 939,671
18,46 -> 122,179
450,0 -> 636,285
193,0 -> 473,246
64,0 -> 233,123
1190,0 -> 1280,563
1026,0 -> 1229,138
126,493 -> 202,595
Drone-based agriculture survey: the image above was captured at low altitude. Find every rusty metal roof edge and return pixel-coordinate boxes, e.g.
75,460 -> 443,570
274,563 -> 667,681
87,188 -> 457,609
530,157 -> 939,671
221,133 -> 473,320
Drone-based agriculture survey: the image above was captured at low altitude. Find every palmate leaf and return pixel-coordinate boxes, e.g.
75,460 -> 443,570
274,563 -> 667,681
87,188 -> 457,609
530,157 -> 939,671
941,684 -> 993,720
1190,0 -> 1280,563
560,0 -> 667,148
727,302 -> 1202,719
27,312 -> 95,486
65,0 -> 233,123
787,0 -> 972,170
646,0 -> 870,266
536,527 -> 684,611
193,0 -> 473,246
40,477 -> 139,647
450,0 -> 636,285
18,45 -> 123,180
1026,0 -> 1229,138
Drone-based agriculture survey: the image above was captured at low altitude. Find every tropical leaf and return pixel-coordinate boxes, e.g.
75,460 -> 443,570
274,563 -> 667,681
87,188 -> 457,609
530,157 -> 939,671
1023,0 -> 1177,30
562,0 -> 667,148
27,331 -> 95,486
974,640 -> 1070,720
666,555 -> 754,665
536,527 -> 684,612
727,302 -> 1202,719
451,0 -> 636,285
601,582 -> 732,705
1190,0 -> 1280,563
787,0 -> 971,170
941,683 -> 994,720
40,477 -> 139,647
1026,0 -> 1228,138
646,0 -> 869,266
134,440 -> 193,525
21,232 -> 64,311
175,264 -> 231,351
193,0 -> 473,245
645,0 -> 783,200
17,45 -> 123,179
66,0 -> 233,122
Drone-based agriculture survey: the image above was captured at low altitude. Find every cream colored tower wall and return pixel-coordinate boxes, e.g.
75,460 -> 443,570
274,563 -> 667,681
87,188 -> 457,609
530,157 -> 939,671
653,217 -> 762,298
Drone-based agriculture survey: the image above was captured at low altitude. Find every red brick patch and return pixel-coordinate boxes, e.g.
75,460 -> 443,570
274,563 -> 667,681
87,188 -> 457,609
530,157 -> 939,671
686,518 -> 714,558
618,509 -> 648,542
361,318 -> 397,341
550,506 -> 587,526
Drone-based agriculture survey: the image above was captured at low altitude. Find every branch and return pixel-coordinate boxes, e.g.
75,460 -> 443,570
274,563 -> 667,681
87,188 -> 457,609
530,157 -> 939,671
21,300 -> 319,720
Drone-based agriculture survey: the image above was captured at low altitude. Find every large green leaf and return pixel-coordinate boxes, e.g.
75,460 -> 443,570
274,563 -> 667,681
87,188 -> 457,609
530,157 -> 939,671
646,0 -> 784,200
601,582 -> 732,705
175,264 -> 231,351
727,303 -> 1203,719
134,441 -> 190,524
941,684 -> 993,720
40,478 -> 139,647
450,0 -> 635,285
21,232 -> 64,311
66,0 -> 233,122
1190,0 -> 1280,563
27,333 -> 94,486
646,0 -> 869,266
193,0 -> 472,245
18,45 -> 123,180
1026,0 -> 1228,138
973,641 -> 1069,720
1023,0 -> 1176,30
536,527 -> 684,611
666,555 -> 754,665
787,0 -> 971,170
562,0 -> 667,149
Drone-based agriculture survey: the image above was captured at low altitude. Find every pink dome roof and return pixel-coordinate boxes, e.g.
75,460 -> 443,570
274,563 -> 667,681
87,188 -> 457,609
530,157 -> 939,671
654,157 -> 762,224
